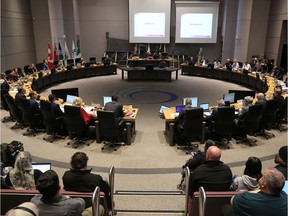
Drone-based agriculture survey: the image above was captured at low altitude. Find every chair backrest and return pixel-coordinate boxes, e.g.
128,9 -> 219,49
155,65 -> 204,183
261,99 -> 279,125
40,100 -> 57,128
0,189 -> 109,216
64,105 -> 85,134
18,98 -> 34,124
215,106 -> 235,135
97,111 -> 119,138
4,94 -> 22,122
183,108 -> 204,138
244,104 -> 264,132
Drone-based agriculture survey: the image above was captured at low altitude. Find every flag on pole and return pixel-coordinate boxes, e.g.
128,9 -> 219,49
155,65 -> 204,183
48,42 -> 54,69
72,40 -> 76,58
64,41 -> 70,59
58,42 -> 64,60
53,41 -> 58,61
76,36 -> 81,58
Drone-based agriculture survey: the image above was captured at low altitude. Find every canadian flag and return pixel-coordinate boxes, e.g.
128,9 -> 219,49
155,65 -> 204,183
48,42 -> 54,69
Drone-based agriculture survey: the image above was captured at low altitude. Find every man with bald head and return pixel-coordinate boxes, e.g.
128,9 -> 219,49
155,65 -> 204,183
189,146 -> 232,196
230,168 -> 287,216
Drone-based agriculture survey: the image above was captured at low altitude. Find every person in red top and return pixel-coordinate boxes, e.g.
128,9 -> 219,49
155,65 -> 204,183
72,97 -> 95,126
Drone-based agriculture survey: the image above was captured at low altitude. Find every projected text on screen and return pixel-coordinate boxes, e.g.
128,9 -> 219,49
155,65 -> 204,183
180,13 -> 213,38
134,13 -> 165,38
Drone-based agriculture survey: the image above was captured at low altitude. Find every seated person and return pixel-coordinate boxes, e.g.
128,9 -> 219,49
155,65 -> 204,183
57,60 -> 65,70
270,66 -> 280,78
274,146 -> 287,179
79,58 -> 86,65
189,146 -> 232,197
15,86 -> 27,107
159,59 -> 167,68
253,62 -> 264,73
232,59 -> 240,71
9,69 -> 19,82
242,61 -> 252,74
43,59 -> 50,71
207,99 -> 225,130
213,59 -> 221,69
5,151 -> 43,190
72,97 -> 95,126
28,63 -> 37,75
200,57 -> 207,66
104,95 -> 125,124
255,92 -> 266,106
6,202 -> 39,216
231,156 -> 262,191
103,55 -> 111,66
230,168 -> 287,216
233,96 -> 253,135
144,51 -> 152,59
188,56 -> 196,66
31,170 -> 85,216
29,91 -> 41,115
224,59 -> 232,71
63,151 -> 111,211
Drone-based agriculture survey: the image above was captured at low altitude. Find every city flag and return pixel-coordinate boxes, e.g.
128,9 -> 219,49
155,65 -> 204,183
76,36 -> 81,58
48,42 -> 54,68
53,41 -> 58,61
58,42 -> 64,60
64,41 -> 70,59
72,40 -> 76,58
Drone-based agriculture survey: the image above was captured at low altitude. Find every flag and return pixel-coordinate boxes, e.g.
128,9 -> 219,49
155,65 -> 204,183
53,41 -> 58,61
58,42 -> 64,60
76,36 -> 81,58
72,40 -> 76,58
64,41 -> 70,59
48,42 -> 54,69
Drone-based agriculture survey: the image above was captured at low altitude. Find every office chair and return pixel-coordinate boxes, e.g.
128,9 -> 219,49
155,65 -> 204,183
18,98 -> 45,136
254,99 -> 279,139
274,97 -> 287,132
1,92 -> 14,123
235,104 -> 264,146
176,108 -> 205,154
4,94 -> 24,129
40,100 -> 66,143
64,105 -> 92,148
96,110 -> 125,151
212,107 -> 235,149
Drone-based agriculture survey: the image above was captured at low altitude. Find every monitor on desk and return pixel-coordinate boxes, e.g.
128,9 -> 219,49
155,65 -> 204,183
176,105 -> 184,113
223,92 -> 235,103
103,96 -> 112,106
51,88 -> 79,102
228,90 -> 255,101
200,103 -> 209,110
182,97 -> 198,108
66,95 -> 77,104
145,64 -> 154,70
159,105 -> 170,114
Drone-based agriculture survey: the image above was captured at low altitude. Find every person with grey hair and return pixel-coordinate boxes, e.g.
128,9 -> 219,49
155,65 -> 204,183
207,99 -> 225,130
255,93 -> 266,106
233,96 -> 253,133
5,151 -> 43,190
230,168 -> 287,216
5,202 -> 39,216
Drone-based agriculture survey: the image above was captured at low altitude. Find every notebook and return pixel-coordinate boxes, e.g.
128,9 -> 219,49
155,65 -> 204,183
32,163 -> 51,173
66,95 -> 77,104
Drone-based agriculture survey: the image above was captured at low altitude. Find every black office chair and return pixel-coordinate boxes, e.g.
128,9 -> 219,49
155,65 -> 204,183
40,100 -> 65,143
212,107 -> 235,149
176,108 -> 205,154
64,105 -> 92,148
4,94 -> 24,129
254,99 -> 279,139
235,104 -> 264,146
274,97 -> 287,132
18,98 -> 44,136
96,110 -> 125,151
1,92 -> 14,123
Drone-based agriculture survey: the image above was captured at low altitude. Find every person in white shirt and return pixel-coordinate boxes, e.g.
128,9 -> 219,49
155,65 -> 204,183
232,59 -> 240,71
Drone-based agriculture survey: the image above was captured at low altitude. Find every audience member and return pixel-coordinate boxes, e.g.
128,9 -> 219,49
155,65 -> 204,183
188,146 -> 232,196
274,146 -> 287,179
72,97 -> 95,126
104,95 -> 125,124
6,202 -> 39,216
230,168 -> 287,216
31,170 -> 85,216
231,156 -> 262,191
63,151 -> 111,211
5,151 -> 43,190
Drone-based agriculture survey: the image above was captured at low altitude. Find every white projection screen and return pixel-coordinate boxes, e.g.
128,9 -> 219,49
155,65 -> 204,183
129,0 -> 171,43
175,1 -> 220,43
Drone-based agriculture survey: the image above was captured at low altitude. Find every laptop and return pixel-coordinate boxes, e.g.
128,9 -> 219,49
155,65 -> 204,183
103,96 -> 112,106
200,103 -> 209,111
66,95 -> 77,104
159,105 -> 170,114
32,163 -> 51,173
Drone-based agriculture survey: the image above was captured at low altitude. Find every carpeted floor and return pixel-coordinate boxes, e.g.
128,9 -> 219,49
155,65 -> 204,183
1,70 -> 287,215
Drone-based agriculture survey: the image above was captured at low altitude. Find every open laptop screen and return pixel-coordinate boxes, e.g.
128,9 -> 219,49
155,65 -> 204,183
200,103 -> 209,110
66,95 -> 77,104
32,163 -> 51,173
103,96 -> 112,106
182,97 -> 198,108
159,105 -> 170,114
176,105 -> 184,112
223,92 -> 235,103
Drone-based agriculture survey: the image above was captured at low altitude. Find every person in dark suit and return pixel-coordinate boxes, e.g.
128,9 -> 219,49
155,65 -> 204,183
43,59 -> 49,71
104,95 -> 125,124
48,94 -> 64,118
176,98 -> 194,132
29,91 -> 41,115
28,63 -> 37,75
1,73 -> 10,110
15,86 -> 27,107
103,55 -> 111,66
207,99 -> 225,130
255,93 -> 266,106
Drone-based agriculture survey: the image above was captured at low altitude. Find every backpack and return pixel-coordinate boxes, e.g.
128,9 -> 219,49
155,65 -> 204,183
1,141 -> 24,167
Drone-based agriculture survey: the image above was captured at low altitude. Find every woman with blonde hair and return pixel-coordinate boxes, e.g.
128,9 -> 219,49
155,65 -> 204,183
72,97 -> 95,125
5,151 -> 43,190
